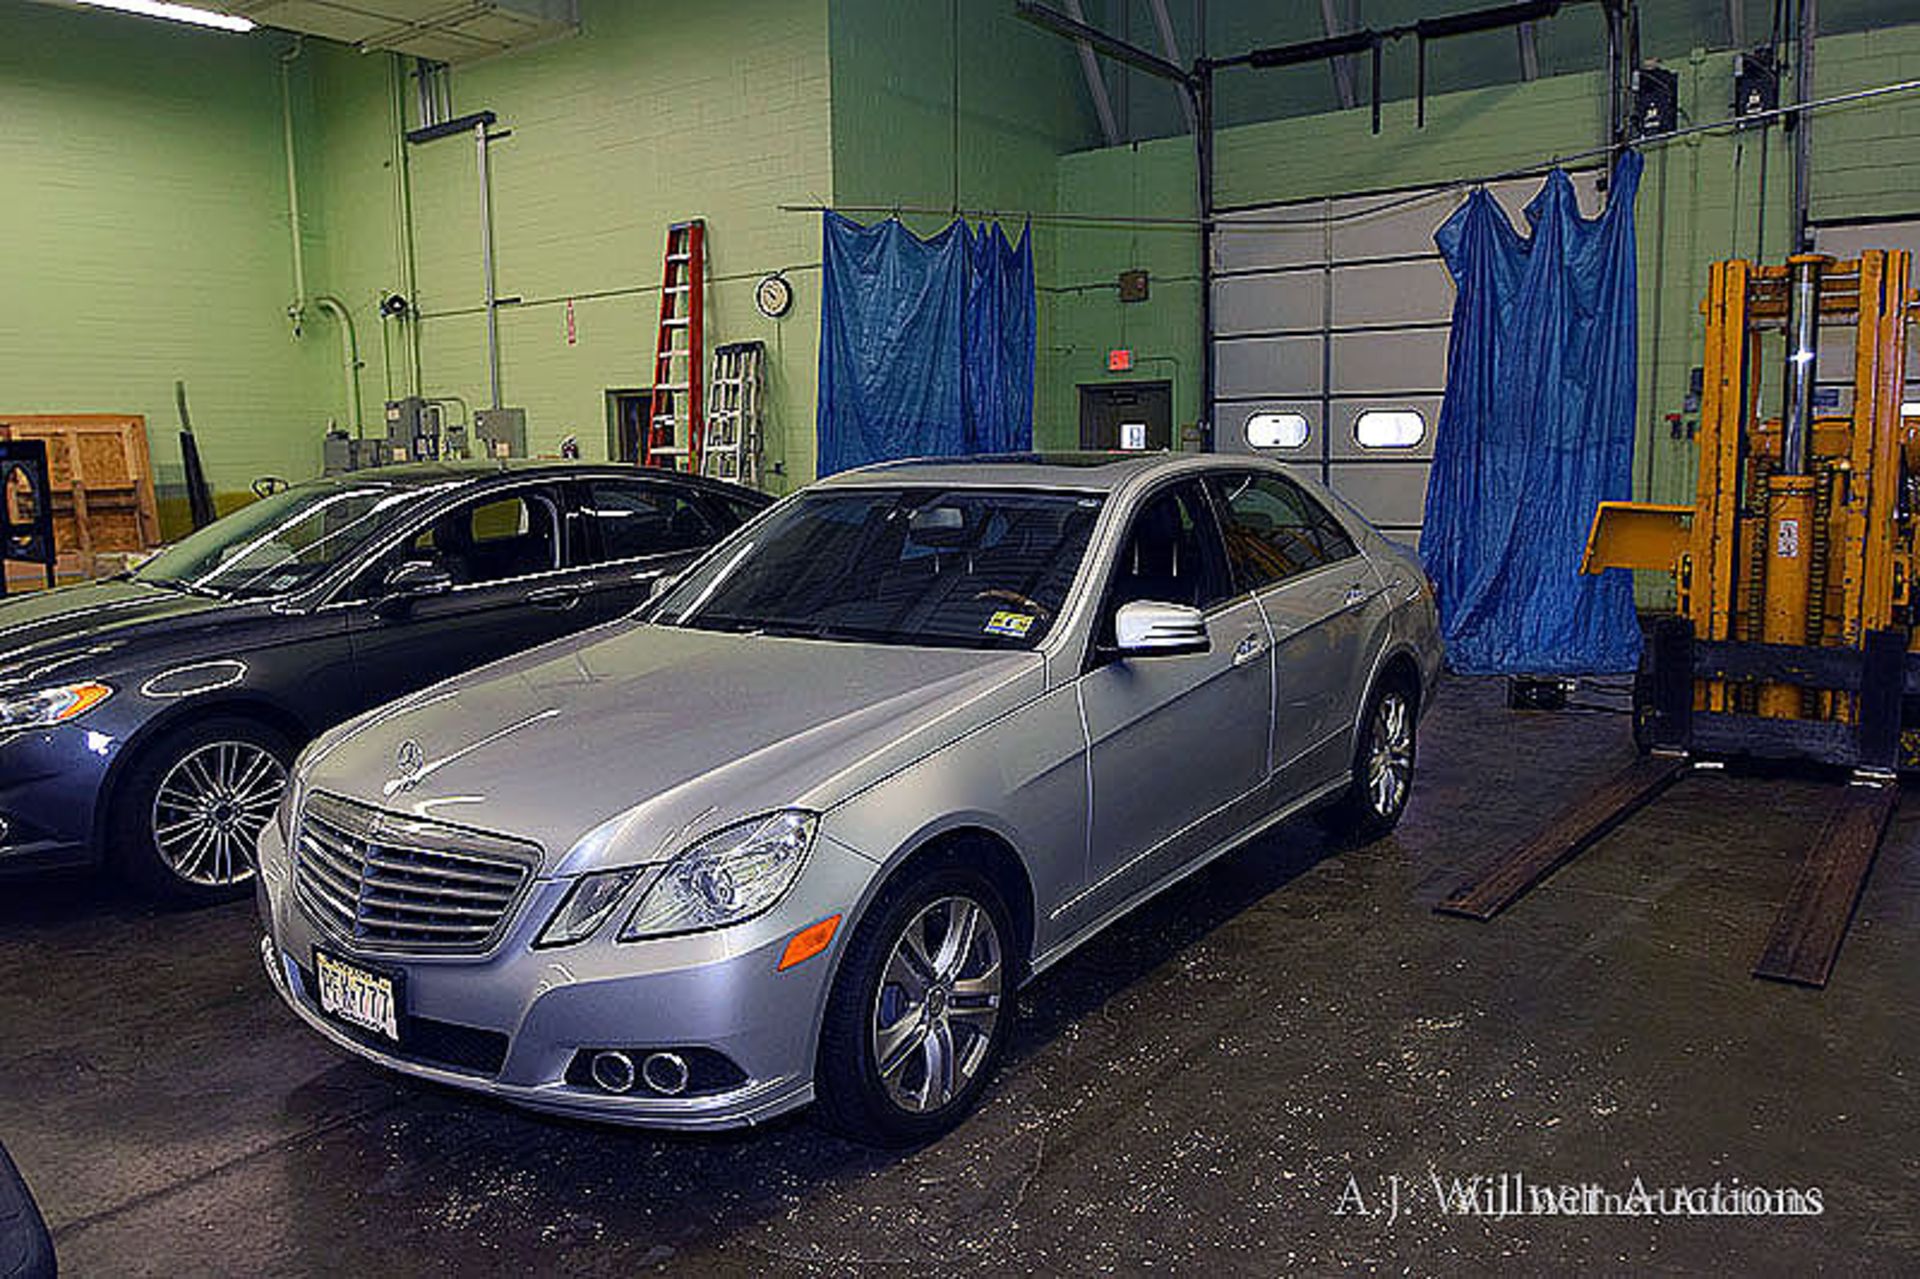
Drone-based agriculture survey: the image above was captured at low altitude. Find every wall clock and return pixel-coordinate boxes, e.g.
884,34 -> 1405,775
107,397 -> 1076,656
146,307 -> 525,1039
755,272 -> 793,319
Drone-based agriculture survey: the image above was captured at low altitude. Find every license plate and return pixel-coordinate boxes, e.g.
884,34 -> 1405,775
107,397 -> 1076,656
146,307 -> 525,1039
314,950 -> 402,1044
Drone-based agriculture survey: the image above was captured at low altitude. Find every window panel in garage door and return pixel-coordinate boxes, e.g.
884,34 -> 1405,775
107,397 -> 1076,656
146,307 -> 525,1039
1211,171 -> 1604,549
1811,220 -> 1920,416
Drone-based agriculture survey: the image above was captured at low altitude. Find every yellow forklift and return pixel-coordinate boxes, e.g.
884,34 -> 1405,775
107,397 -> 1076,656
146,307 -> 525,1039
1439,249 -> 1916,987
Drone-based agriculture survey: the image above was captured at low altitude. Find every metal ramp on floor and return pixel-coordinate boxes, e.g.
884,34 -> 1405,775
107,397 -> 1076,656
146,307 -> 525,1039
1437,618 -> 1904,989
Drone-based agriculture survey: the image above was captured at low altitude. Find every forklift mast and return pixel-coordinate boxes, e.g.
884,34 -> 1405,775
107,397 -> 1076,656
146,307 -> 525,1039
1584,249 -> 1920,772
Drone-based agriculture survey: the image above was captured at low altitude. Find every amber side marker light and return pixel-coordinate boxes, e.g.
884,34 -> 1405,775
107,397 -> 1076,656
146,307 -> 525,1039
778,915 -> 841,970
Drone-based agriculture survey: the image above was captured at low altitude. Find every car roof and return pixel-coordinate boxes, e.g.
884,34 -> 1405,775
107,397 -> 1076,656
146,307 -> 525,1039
296,459 -> 766,499
815,451 -> 1236,494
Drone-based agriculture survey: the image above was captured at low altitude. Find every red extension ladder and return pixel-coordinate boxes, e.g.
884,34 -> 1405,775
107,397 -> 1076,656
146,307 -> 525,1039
643,219 -> 706,470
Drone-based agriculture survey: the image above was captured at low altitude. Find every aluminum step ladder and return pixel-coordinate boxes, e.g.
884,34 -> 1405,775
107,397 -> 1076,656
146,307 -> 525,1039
701,341 -> 765,487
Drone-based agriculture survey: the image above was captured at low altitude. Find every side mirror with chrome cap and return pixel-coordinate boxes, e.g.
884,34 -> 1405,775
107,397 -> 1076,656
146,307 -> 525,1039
1113,600 -> 1210,657
374,560 -> 454,618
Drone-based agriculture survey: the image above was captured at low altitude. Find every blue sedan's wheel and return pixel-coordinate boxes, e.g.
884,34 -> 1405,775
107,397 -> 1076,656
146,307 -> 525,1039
111,716 -> 293,905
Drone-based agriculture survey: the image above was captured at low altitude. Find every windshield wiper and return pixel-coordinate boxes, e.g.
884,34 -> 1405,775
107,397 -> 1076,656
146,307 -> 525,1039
677,614 -> 765,634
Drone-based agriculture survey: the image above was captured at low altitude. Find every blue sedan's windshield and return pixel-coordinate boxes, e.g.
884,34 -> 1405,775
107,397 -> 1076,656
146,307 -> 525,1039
135,483 -> 422,600
655,487 -> 1105,649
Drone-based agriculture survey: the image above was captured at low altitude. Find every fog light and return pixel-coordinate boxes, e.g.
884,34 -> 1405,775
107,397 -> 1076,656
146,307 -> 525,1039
589,1050 -> 637,1094
641,1051 -> 690,1096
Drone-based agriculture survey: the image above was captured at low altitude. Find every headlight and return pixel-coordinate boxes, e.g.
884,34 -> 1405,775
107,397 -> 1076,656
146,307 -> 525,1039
0,682 -> 112,733
620,811 -> 816,940
535,868 -> 643,948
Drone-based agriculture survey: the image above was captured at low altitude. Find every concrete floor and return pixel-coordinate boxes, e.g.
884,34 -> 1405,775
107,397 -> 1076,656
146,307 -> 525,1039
2,677 -> 1915,1276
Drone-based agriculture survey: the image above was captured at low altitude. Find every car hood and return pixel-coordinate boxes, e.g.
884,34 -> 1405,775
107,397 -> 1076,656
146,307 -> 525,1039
301,623 -> 1046,873
0,579 -> 232,690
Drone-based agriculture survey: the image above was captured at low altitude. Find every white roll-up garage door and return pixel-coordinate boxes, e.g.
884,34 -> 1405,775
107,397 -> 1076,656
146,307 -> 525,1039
1809,220 -> 1920,417
1209,172 -> 1605,548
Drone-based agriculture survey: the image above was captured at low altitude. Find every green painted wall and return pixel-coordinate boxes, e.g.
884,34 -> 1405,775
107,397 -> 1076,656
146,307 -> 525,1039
0,2 -> 328,510
826,0 -> 1101,452
300,0 -> 833,495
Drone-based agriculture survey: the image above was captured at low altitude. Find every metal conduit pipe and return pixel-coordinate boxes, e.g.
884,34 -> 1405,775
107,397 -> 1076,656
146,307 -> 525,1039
279,36 -> 365,440
310,296 -> 365,441
280,37 -> 308,312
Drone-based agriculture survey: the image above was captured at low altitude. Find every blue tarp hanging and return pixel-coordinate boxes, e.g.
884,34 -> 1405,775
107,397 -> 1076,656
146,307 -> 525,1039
817,212 -> 1034,475
1420,154 -> 1645,676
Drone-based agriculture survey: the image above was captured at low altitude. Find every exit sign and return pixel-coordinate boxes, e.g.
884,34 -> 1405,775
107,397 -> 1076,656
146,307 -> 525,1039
1107,349 -> 1133,372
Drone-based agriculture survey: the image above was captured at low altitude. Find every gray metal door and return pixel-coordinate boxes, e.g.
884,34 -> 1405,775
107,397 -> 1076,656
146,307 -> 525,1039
1079,381 -> 1173,451
1208,173 -> 1605,548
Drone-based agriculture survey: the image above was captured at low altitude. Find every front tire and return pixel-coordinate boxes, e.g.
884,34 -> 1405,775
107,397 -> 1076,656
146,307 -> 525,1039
1326,680 -> 1417,841
109,715 -> 293,906
814,863 -> 1014,1148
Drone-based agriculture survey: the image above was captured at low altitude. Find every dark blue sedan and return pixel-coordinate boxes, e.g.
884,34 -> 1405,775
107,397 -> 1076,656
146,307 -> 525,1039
0,460 -> 767,903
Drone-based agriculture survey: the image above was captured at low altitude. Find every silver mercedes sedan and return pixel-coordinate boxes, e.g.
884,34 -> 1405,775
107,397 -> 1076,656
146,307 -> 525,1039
257,453 -> 1441,1146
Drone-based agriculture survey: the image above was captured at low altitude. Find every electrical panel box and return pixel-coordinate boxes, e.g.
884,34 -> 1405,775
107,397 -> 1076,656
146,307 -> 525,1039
385,397 -> 447,461
1118,270 -> 1150,303
1733,47 -> 1779,118
474,407 -> 528,459
322,431 -> 386,475
1634,64 -> 1678,136
385,397 -> 424,452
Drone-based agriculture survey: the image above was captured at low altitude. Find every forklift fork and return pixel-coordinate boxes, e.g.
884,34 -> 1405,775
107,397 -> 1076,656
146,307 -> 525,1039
1438,618 -> 1904,988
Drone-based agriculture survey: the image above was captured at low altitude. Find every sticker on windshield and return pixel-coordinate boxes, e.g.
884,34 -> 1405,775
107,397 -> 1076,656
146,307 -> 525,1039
984,611 -> 1035,638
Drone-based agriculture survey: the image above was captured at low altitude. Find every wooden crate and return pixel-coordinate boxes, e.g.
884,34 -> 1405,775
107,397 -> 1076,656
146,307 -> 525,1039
0,414 -> 161,588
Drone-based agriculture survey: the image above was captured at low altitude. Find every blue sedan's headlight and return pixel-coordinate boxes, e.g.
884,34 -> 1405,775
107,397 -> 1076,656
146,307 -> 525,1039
620,811 -> 817,940
0,682 -> 112,733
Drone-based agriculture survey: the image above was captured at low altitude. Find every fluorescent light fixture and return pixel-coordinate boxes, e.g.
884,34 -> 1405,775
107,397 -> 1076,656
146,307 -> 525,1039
72,0 -> 256,32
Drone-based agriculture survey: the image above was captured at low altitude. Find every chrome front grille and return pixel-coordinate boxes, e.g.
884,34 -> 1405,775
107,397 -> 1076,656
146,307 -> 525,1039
293,792 -> 538,954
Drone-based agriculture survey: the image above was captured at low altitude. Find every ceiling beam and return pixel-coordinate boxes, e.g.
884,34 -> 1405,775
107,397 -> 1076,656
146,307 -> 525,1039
1014,2 -> 1191,84
1319,0 -> 1358,109
1062,0 -> 1121,146
1146,0 -> 1196,132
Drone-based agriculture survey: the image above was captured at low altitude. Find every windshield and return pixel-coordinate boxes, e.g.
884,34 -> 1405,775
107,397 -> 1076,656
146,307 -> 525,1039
655,486 -> 1105,649
135,482 -> 421,600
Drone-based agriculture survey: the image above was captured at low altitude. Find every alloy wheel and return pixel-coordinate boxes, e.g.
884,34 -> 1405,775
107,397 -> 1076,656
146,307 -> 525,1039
150,741 -> 287,887
870,894 -> 1004,1115
1366,691 -> 1414,819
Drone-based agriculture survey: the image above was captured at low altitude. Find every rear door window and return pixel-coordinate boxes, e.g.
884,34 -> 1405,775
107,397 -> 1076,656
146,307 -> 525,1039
577,479 -> 719,564
1208,472 -> 1358,592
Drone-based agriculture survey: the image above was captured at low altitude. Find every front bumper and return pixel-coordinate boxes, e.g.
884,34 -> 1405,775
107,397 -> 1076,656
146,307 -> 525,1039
0,725 -> 112,871
256,821 -> 874,1130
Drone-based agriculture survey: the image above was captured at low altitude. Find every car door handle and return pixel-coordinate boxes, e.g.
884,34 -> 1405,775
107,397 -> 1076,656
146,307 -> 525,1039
1231,633 -> 1268,667
528,584 -> 587,610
